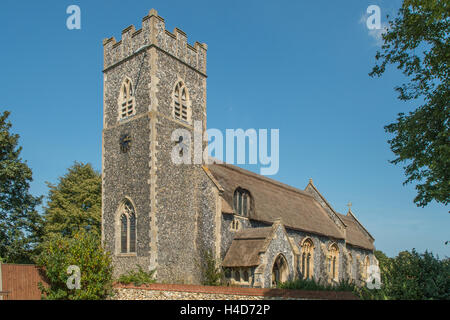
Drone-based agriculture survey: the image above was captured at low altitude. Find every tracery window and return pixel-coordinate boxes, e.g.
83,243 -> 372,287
119,77 -> 135,119
173,81 -> 190,122
233,188 -> 251,217
328,243 -> 339,281
119,200 -> 137,254
301,238 -> 314,279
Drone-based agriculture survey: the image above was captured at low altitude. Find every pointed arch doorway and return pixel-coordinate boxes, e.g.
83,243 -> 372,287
271,254 -> 289,287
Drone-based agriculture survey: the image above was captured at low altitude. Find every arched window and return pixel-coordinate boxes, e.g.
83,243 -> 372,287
328,243 -> 339,281
119,78 -> 135,119
118,199 -> 137,254
120,214 -> 128,253
233,188 -> 251,217
301,238 -> 314,279
234,270 -> 240,282
243,270 -> 249,283
173,81 -> 191,122
129,211 -> 136,253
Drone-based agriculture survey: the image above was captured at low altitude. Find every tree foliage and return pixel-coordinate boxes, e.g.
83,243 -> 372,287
37,229 -> 113,300
359,249 -> 449,300
42,162 -> 101,240
384,249 -> 449,300
370,0 -> 449,207
0,111 -> 42,263
278,249 -> 449,300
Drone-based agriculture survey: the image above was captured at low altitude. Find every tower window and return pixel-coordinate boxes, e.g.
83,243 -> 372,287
120,214 -> 128,253
119,78 -> 135,119
118,199 -> 137,254
173,81 -> 191,123
233,188 -> 251,217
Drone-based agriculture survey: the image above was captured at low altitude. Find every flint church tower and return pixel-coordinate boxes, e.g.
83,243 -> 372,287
102,9 -> 220,283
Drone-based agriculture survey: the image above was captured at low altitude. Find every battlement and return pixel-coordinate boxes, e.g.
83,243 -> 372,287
103,9 -> 207,74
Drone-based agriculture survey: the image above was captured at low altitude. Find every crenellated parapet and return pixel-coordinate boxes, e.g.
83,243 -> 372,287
103,9 -> 207,74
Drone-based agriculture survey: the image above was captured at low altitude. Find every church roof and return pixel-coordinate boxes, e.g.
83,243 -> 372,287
207,163 -> 345,240
222,227 -> 273,267
338,213 -> 374,250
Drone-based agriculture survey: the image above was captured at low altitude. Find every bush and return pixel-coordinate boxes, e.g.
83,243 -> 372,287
382,249 -> 450,300
117,265 -> 156,286
278,277 -> 356,292
349,249 -> 449,300
200,249 -> 223,286
36,230 -> 113,300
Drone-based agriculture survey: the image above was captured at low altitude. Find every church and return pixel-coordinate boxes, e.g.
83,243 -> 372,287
101,9 -> 377,288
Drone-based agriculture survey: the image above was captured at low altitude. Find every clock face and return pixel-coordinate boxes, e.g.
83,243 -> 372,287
120,134 -> 131,153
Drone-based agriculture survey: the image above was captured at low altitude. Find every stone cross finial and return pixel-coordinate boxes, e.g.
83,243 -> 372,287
347,202 -> 352,211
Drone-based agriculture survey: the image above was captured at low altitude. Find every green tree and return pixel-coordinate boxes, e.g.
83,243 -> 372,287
383,249 -> 449,300
374,250 -> 393,288
42,162 -> 101,240
370,0 -> 449,207
37,229 -> 113,300
0,111 -> 42,263
355,249 -> 449,300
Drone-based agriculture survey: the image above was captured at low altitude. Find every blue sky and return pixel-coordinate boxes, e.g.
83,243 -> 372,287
0,0 -> 448,258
